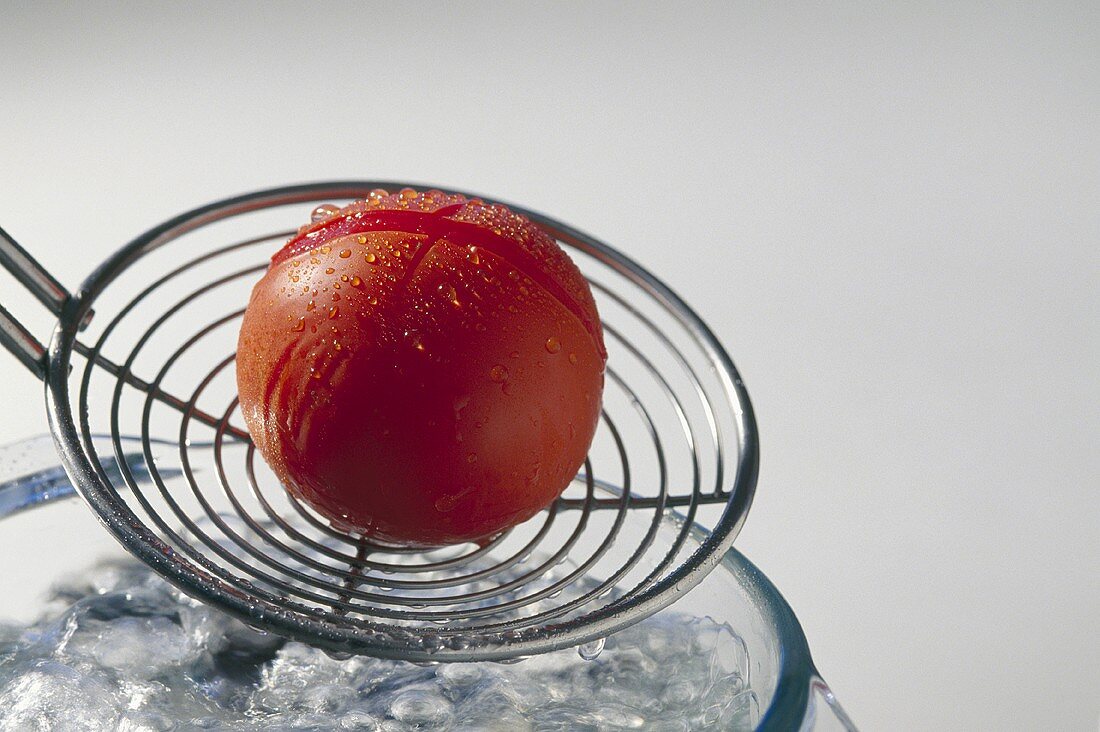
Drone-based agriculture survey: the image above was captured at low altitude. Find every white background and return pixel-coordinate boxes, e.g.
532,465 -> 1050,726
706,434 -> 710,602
1,3 -> 1097,730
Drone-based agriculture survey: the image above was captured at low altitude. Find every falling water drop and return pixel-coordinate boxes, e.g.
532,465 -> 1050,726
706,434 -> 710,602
578,638 -> 605,661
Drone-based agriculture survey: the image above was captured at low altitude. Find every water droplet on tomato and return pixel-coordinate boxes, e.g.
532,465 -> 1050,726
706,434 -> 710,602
291,318 -> 305,332
489,365 -> 508,382
339,249 -> 351,258
569,353 -> 578,365
545,337 -> 561,354
439,283 -> 460,307
311,204 -> 339,222
365,252 -> 377,264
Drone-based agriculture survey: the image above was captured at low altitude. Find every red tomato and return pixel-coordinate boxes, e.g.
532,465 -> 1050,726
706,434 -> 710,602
236,189 -> 606,546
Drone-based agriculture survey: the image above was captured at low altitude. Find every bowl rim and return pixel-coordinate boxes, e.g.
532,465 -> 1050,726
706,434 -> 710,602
715,541 -> 820,730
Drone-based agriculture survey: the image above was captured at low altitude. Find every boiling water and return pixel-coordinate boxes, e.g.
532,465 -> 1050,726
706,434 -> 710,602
0,561 -> 758,730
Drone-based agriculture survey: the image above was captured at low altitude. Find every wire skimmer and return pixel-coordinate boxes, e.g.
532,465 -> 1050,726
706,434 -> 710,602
0,182 -> 758,661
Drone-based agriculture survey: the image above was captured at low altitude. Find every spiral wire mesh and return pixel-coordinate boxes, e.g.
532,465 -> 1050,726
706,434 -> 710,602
16,183 -> 757,661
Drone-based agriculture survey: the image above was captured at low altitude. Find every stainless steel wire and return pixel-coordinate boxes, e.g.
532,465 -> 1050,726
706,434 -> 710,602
1,182 -> 758,661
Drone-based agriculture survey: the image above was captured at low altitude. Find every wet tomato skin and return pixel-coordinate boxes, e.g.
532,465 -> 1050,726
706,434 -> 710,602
236,189 -> 605,546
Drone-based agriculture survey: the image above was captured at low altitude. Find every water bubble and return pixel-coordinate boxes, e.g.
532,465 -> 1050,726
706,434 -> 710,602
338,710 -> 379,730
578,637 -> 606,661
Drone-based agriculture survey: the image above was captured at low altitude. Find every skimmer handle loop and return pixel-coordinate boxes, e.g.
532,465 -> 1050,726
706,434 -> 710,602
0,225 -> 72,380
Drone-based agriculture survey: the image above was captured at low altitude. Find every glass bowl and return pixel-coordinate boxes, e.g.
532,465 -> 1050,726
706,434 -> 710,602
0,436 -> 854,730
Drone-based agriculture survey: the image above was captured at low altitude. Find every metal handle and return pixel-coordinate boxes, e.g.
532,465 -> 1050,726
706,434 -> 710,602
0,226 -> 71,380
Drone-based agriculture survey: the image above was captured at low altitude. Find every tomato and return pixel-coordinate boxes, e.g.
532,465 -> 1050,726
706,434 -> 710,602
236,189 -> 606,546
